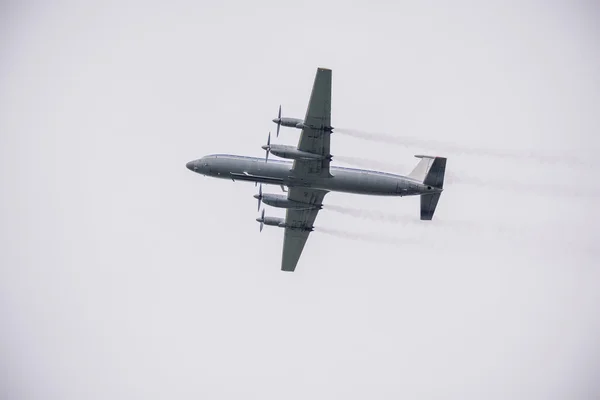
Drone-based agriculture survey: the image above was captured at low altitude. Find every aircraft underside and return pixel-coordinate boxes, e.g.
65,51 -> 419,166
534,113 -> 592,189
186,67 -> 446,271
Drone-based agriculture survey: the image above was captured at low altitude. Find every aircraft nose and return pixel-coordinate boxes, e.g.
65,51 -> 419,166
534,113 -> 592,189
272,118 -> 279,123
186,161 -> 195,171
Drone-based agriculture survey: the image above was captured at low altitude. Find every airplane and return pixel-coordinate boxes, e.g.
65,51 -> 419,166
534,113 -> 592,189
186,68 -> 447,272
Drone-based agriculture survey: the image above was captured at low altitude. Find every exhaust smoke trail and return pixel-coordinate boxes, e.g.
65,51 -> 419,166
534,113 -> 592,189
446,171 -> 600,198
333,154 -> 599,198
316,227 -> 420,246
324,204 -> 416,224
324,201 -> 597,255
335,128 -> 593,167
320,208 -> 586,254
324,204 -> 481,231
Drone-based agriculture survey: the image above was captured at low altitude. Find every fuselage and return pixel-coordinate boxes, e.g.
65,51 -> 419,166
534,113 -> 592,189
186,154 -> 441,197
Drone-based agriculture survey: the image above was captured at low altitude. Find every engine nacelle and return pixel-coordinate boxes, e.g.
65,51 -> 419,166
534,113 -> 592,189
277,117 -> 304,128
263,216 -> 285,228
269,144 -> 331,161
274,117 -> 333,132
259,216 -> 313,231
295,123 -> 334,133
261,193 -> 321,210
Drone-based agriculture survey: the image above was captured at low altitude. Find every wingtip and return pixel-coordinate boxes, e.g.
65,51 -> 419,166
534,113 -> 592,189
281,264 -> 296,272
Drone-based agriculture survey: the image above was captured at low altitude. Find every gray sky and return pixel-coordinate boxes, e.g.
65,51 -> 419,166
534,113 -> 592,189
1,1 -> 599,399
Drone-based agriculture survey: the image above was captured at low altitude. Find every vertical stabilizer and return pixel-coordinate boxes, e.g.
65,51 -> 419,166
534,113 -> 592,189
408,155 -> 435,182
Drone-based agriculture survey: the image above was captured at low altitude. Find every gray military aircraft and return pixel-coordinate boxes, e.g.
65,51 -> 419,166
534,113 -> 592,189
186,68 -> 446,272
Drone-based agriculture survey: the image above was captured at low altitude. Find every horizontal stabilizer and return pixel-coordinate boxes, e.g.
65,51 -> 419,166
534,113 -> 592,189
421,193 -> 441,220
409,155 -> 447,220
423,157 -> 446,189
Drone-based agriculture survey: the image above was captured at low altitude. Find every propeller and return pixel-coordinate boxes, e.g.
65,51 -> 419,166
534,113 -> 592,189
256,209 -> 265,232
253,184 -> 263,211
275,105 -> 282,137
261,132 -> 271,162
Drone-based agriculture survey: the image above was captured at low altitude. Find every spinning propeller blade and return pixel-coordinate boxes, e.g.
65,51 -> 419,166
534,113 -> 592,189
259,209 -> 265,232
276,105 -> 281,137
264,132 -> 271,162
256,184 -> 262,211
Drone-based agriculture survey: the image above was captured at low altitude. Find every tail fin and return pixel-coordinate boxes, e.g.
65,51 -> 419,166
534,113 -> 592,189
408,155 -> 447,220
407,155 -> 435,182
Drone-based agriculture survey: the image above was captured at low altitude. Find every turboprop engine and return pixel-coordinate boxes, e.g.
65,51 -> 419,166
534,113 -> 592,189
262,132 -> 332,162
268,144 -> 331,161
254,187 -> 322,210
272,105 -> 333,136
272,105 -> 303,137
255,209 -> 315,232
256,209 -> 285,231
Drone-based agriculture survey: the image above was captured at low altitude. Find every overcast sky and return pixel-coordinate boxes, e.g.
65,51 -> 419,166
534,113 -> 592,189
1,1 -> 600,399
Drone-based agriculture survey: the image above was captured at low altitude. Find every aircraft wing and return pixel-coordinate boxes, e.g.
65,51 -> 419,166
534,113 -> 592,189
281,188 -> 328,272
291,67 -> 333,178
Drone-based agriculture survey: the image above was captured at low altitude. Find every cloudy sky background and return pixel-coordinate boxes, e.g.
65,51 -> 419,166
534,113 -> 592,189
1,1 -> 599,399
